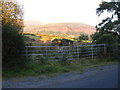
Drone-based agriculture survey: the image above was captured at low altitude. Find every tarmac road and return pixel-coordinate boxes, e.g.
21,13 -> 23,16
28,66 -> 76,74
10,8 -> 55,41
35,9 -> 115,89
2,64 -> 119,88
39,64 -> 119,88
43,64 -> 118,88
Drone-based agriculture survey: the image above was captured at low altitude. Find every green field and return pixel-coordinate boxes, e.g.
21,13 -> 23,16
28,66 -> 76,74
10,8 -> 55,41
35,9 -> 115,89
24,34 -> 41,40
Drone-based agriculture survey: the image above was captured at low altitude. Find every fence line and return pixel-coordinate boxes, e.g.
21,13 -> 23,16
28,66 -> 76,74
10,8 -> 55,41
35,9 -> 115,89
23,44 -> 106,63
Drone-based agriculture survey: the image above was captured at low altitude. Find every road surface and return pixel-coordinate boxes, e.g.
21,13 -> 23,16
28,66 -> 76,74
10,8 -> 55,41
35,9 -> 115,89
42,65 -> 118,88
2,64 -> 119,88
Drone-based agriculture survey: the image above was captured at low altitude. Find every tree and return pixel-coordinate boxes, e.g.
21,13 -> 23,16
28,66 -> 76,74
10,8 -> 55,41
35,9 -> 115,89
91,30 -> 118,44
1,0 -> 23,30
95,33 -> 117,44
94,2 -> 120,56
96,1 -> 120,42
1,0 -> 25,68
90,32 -> 101,43
78,33 -> 89,42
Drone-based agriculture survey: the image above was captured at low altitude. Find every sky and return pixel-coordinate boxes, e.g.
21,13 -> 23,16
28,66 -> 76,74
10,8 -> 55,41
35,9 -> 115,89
19,0 -> 112,26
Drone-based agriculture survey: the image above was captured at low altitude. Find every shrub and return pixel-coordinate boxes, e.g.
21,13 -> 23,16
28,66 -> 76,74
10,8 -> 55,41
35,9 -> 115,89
78,33 -> 89,42
95,33 -> 117,45
2,0 -> 25,69
91,32 -> 120,57
2,28 -> 25,69
59,55 -> 70,65
35,55 -> 49,65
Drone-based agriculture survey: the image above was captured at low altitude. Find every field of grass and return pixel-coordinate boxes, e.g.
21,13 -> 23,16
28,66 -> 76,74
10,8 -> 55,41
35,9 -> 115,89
24,34 -> 41,40
3,57 -> 118,79
23,33 -> 92,46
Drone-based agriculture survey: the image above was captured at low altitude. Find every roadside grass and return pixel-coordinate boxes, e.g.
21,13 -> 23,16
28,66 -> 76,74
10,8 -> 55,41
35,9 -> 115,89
3,57 -> 119,79
63,57 -> 118,73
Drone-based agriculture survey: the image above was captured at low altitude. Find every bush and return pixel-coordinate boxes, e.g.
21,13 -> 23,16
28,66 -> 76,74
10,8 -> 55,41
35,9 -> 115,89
2,26 -> 25,69
59,55 -> 70,65
95,33 -> 117,44
91,32 -> 120,57
78,33 -> 89,42
2,0 -> 25,69
34,55 -> 49,65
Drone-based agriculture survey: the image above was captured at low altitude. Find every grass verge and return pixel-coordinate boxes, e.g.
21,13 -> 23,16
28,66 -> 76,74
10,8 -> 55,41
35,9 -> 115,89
3,57 -> 119,79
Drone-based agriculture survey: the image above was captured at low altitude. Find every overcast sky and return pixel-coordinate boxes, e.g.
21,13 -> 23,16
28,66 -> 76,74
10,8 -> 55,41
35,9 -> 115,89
19,0 -> 112,26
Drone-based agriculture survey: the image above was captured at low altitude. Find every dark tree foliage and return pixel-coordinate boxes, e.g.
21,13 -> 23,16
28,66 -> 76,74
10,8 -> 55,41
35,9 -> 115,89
1,0 -> 25,68
94,33 -> 117,44
96,2 -> 120,42
78,33 -> 89,42
96,1 -> 120,43
91,31 -> 118,44
96,2 -> 120,33
94,1 -> 120,56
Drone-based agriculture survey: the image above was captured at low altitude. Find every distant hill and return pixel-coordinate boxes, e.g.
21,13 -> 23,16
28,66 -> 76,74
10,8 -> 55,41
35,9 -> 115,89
23,20 -> 96,35
23,20 -> 44,33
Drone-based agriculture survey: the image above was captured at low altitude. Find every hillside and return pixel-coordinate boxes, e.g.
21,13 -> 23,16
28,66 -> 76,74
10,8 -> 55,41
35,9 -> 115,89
23,20 -> 96,35
23,20 -> 44,33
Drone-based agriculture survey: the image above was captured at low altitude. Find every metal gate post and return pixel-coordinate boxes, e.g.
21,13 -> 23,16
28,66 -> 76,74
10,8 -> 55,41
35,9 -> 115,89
91,45 -> 93,59
104,44 -> 106,55
77,46 -> 79,60
26,46 -> 28,64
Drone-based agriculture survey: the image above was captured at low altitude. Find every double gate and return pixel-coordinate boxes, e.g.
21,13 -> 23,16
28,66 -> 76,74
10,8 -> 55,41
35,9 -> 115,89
22,44 -> 106,63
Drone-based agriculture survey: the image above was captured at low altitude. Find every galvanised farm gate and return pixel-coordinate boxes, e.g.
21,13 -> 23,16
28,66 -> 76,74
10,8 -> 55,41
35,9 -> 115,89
22,44 -> 106,63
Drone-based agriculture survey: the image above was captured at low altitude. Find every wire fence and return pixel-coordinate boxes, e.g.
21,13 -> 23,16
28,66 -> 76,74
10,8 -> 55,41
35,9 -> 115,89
22,44 -> 106,63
